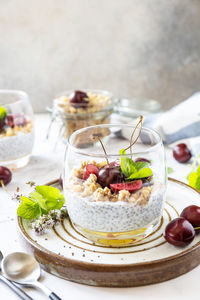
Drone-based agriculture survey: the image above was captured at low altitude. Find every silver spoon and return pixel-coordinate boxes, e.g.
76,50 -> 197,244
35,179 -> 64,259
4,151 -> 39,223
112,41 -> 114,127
0,251 -> 34,300
1,252 -> 62,300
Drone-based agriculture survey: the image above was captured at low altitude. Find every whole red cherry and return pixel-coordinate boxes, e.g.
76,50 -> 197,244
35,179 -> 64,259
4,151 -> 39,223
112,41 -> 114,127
164,217 -> 195,247
180,205 -> 200,229
173,143 -> 191,163
0,166 -> 12,186
69,91 -> 89,108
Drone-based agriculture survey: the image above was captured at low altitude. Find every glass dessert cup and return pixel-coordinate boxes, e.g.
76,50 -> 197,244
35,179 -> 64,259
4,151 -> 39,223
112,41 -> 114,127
0,90 -> 34,168
52,89 -> 114,140
64,124 -> 167,247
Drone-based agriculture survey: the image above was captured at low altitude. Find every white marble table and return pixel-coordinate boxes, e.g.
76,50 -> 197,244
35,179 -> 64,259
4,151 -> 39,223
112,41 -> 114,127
0,114 -> 199,300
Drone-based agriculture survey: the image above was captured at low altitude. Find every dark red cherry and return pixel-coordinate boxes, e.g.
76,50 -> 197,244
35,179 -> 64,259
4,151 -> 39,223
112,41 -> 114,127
180,205 -> 200,229
0,119 -> 5,133
164,217 -> 195,247
98,166 -> 124,188
69,90 -> 89,108
110,180 -> 142,193
135,157 -> 150,163
5,115 -> 14,128
173,143 -> 191,163
0,166 -> 12,186
83,164 -> 99,180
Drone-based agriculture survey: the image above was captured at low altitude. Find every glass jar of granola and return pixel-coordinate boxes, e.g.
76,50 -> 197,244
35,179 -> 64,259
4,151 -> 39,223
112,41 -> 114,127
0,90 -> 34,168
47,90 -> 162,144
64,122 -> 167,247
48,89 -> 114,141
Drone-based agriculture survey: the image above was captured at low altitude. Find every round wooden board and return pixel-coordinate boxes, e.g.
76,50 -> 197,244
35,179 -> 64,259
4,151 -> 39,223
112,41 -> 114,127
18,178 -> 200,287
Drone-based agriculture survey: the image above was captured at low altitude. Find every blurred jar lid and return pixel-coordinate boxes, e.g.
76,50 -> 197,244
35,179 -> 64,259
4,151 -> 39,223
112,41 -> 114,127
114,98 -> 162,118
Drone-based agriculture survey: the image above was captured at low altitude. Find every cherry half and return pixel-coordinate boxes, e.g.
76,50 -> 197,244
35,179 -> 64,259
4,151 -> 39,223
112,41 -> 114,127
173,143 -> 191,163
5,115 -> 14,128
180,205 -> 200,229
69,90 -> 89,108
0,166 -> 12,186
83,164 -> 100,180
164,217 -> 195,247
110,180 -> 142,193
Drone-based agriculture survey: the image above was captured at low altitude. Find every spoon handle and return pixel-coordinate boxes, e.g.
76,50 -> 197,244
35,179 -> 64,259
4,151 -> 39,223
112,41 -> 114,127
49,292 -> 62,300
33,281 -> 62,300
0,274 -> 34,300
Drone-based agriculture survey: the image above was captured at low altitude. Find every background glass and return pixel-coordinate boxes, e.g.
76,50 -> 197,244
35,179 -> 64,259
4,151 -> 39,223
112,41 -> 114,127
0,90 -> 34,168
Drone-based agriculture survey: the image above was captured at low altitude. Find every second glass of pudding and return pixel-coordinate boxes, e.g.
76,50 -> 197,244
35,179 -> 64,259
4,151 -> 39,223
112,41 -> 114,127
0,90 -> 34,168
64,124 -> 167,247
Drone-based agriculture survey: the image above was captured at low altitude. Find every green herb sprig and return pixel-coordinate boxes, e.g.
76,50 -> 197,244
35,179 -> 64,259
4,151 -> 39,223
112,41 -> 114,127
187,153 -> 200,191
17,185 -> 65,220
120,149 -> 152,180
0,106 -> 7,120
167,167 -> 174,175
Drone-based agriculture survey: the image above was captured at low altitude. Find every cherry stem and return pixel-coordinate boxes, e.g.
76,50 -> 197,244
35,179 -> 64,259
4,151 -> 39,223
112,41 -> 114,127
0,179 -> 4,188
124,116 -> 143,154
0,179 -> 11,196
194,226 -> 200,230
93,135 -> 110,167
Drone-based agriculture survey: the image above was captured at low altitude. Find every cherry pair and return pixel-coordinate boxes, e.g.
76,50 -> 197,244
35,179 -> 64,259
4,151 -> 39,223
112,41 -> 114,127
164,205 -> 200,246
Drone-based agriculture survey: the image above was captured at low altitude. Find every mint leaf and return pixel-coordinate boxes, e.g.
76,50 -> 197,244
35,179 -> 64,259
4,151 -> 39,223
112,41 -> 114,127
188,172 -> 198,188
29,191 -> 48,213
17,196 -> 41,219
167,167 -> 174,174
35,185 -> 65,210
119,149 -> 137,177
196,176 -> 200,191
17,185 -> 65,220
135,161 -> 149,171
120,149 -> 152,179
128,167 -> 153,180
36,185 -> 62,199
0,106 -> 7,120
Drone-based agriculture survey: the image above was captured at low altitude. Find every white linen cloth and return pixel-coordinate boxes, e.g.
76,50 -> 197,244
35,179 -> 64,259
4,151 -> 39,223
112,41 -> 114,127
144,92 -> 200,145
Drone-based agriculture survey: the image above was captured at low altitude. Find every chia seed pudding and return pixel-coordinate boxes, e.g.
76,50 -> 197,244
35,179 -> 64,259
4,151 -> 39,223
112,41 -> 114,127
0,112 -> 34,163
65,160 -> 166,233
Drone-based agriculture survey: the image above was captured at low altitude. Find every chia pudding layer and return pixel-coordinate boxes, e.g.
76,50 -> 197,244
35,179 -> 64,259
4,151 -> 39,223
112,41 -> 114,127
0,128 -> 34,161
65,160 -> 166,233
66,187 -> 165,232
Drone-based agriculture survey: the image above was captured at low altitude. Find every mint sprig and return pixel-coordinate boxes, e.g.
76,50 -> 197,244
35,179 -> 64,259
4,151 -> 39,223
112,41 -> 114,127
17,196 -> 41,219
17,185 -> 65,220
119,149 -> 152,180
167,167 -> 174,174
0,106 -> 7,120
187,153 -> 200,191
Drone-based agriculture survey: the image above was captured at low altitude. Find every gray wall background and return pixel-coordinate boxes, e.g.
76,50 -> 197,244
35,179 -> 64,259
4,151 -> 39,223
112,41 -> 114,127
0,0 -> 200,112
